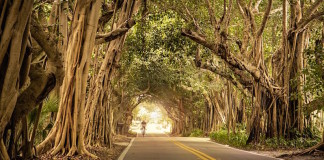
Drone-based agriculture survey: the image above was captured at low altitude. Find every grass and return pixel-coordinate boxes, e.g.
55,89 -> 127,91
190,129 -> 204,137
264,137 -> 320,149
208,127 -> 321,150
209,129 -> 248,149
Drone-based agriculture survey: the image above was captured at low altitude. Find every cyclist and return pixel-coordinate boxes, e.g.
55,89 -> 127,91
141,120 -> 147,137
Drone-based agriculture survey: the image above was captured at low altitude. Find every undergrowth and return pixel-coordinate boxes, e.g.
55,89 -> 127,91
190,129 -> 204,137
209,129 -> 248,148
209,126 -> 321,150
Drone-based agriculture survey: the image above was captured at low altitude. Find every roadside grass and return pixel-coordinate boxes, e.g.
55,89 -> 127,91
189,129 -> 204,137
209,129 -> 248,149
127,130 -> 137,137
208,127 -> 321,151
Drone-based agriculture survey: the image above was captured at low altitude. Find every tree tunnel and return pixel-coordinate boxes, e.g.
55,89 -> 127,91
128,102 -> 172,134
1,0 -> 324,159
115,94 -> 206,137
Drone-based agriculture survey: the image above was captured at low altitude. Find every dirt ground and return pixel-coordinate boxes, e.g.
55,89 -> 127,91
255,149 -> 324,160
37,135 -> 131,160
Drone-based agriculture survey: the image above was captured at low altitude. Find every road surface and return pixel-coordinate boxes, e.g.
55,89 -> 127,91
119,133 -> 278,160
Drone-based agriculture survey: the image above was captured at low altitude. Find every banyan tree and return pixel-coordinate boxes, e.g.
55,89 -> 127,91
0,0 -> 324,159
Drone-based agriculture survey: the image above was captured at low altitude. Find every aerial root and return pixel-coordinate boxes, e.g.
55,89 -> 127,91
299,142 -> 324,155
51,142 -> 64,156
80,146 -> 98,159
0,140 -> 10,160
50,144 -> 98,159
36,125 -> 57,155
67,146 -> 77,156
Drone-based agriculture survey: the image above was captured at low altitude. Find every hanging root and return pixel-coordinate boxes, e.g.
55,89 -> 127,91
67,146 -> 77,156
36,127 -> 57,155
80,147 -> 98,159
0,139 -> 10,160
51,142 -> 64,155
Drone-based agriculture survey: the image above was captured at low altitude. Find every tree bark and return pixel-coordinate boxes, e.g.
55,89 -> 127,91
84,0 -> 138,148
0,1 -> 33,159
37,0 -> 102,157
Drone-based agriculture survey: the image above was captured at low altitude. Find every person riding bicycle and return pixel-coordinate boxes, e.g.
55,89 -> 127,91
141,120 -> 147,137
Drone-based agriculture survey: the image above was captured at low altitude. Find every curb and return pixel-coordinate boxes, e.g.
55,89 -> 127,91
117,138 -> 135,160
207,140 -> 283,160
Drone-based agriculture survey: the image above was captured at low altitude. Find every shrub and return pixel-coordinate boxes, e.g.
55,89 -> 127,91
209,129 -> 248,148
209,127 -> 321,150
190,129 -> 204,137
265,136 -> 320,149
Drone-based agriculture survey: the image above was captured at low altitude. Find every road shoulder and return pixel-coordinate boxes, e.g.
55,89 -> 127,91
117,138 -> 135,160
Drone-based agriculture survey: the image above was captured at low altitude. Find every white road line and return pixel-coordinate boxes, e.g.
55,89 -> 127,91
163,132 -> 170,137
207,140 -> 282,160
168,135 -> 280,160
117,138 -> 135,160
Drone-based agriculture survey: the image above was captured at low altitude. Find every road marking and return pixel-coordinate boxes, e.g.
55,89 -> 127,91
171,140 -> 216,160
118,138 -> 135,160
207,140 -> 281,160
173,141 -> 209,160
175,142 -> 216,160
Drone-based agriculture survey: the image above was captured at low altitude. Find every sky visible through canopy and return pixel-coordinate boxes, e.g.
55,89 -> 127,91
131,102 -> 172,134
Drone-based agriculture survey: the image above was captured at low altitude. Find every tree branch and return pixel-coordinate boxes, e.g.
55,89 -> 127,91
304,98 -> 324,115
183,4 -> 202,32
98,2 -> 115,27
205,0 -> 219,38
257,0 -> 272,37
30,18 -> 61,64
253,0 -> 263,13
304,0 -> 324,18
205,0 -> 218,27
95,19 -> 136,45
181,28 -> 261,81
296,10 -> 324,31
222,0 -> 233,30
11,65 -> 56,124
237,0 -> 257,36
199,62 -> 253,90
96,28 -> 129,44
220,0 -> 227,23
181,28 -> 283,98
30,17 -> 64,84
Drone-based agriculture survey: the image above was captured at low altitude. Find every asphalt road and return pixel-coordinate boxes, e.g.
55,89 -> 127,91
119,133 -> 278,160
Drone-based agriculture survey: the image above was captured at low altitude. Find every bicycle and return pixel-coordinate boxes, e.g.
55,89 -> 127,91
141,127 -> 146,137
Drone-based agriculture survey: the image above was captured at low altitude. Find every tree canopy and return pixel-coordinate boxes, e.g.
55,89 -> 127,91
0,0 -> 323,159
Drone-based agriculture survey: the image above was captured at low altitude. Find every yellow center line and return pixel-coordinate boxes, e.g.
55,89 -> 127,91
173,141 -> 209,160
170,139 -> 216,160
174,142 -> 216,160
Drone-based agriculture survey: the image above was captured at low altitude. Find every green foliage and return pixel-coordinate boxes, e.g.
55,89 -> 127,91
182,131 -> 191,137
128,130 -> 137,137
27,96 -> 58,129
42,96 -> 59,113
209,127 -> 321,150
302,40 -> 324,112
209,129 -> 248,148
265,127 -> 320,149
303,47 -> 324,93
190,129 -> 203,137
264,136 -> 320,149
29,96 -> 59,145
120,10 -> 213,120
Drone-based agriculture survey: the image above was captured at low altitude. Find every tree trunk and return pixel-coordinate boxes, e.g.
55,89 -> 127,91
0,1 -> 33,159
37,0 -> 102,157
84,0 -> 138,148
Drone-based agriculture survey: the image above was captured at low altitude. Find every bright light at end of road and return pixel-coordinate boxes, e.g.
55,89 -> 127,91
131,104 -> 171,134
150,111 -> 160,119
